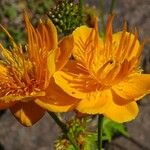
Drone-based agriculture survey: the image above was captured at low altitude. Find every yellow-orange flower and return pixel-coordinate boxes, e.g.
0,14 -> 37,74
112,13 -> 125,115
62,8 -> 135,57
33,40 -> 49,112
0,13 -> 78,126
54,16 -> 150,123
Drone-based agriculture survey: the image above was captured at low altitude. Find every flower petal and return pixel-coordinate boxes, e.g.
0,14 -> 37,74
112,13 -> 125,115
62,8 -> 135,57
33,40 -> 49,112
24,12 -> 58,52
10,101 -> 45,127
72,25 -> 93,62
104,101 -> 139,123
111,89 -> 133,105
0,71 -> 45,110
112,31 -> 140,61
35,78 -> 79,112
0,91 -> 45,103
37,19 -> 58,50
0,62 -> 8,75
57,35 -> 74,70
54,70 -> 89,99
113,73 -> 150,102
72,25 -> 104,73
47,48 -> 58,77
76,90 -> 111,114
0,101 -> 15,110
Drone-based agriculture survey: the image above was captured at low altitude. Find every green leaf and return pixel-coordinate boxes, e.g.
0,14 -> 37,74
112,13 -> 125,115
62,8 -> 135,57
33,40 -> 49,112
66,145 -> 76,150
102,118 -> 129,142
84,134 -> 97,150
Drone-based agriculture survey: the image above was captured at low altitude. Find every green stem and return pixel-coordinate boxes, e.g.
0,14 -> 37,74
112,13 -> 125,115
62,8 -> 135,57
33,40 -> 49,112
79,0 -> 84,17
98,115 -> 104,150
48,112 -> 68,133
99,0 -> 105,34
109,0 -> 117,14
48,112 -> 79,150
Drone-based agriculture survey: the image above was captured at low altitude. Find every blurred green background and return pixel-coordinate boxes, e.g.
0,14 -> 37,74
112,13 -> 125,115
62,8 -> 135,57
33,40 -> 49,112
0,0 -> 53,44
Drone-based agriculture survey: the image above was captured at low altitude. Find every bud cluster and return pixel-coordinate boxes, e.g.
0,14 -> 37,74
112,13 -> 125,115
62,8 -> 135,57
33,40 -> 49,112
48,0 -> 82,35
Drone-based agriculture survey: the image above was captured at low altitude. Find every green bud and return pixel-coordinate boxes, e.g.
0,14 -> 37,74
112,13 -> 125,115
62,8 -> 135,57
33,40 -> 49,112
48,0 -> 83,35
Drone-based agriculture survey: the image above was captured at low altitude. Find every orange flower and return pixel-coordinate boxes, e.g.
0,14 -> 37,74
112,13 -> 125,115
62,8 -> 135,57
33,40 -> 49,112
0,13 -> 78,126
54,16 -> 150,123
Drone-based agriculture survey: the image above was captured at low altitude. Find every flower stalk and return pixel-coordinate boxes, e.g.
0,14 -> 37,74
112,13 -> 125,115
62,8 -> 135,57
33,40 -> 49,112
48,112 -> 80,150
79,0 -> 84,18
48,112 -> 68,133
109,0 -> 117,14
98,115 -> 104,150
99,0 -> 105,35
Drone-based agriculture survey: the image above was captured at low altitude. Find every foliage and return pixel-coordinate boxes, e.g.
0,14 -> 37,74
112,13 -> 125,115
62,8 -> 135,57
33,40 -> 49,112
103,118 -> 129,142
27,0 -> 53,14
0,0 -> 53,45
55,117 -> 129,150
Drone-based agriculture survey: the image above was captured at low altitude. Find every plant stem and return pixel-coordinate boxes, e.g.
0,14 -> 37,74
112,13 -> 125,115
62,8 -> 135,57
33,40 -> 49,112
48,112 -> 80,150
109,0 -> 117,14
98,114 -> 104,150
99,0 -> 105,34
48,112 -> 68,133
79,0 -> 84,17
